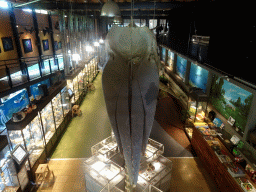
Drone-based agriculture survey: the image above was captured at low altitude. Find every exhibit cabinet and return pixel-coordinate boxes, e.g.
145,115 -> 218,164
0,136 -> 21,192
5,81 -> 70,175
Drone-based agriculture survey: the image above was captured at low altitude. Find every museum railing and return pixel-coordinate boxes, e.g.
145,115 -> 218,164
0,54 -> 64,94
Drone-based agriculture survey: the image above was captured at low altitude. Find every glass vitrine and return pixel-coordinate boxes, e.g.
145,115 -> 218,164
0,142 -> 20,192
60,87 -> 71,116
39,102 -> 56,143
188,100 -> 207,121
7,115 -> 45,168
78,71 -> 84,94
42,59 -> 51,76
83,67 -> 88,89
67,80 -> 75,104
73,77 -> 79,101
51,93 -> 64,128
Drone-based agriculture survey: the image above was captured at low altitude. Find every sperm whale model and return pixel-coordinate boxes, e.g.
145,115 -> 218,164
102,22 -> 160,191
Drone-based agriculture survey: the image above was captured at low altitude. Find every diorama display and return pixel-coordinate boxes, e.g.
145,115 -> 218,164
167,50 -> 174,71
67,77 -> 79,103
189,63 -> 209,92
42,59 -> 51,75
0,89 -> 30,131
161,47 -> 166,62
85,135 -> 172,192
57,56 -> 64,70
209,74 -> 253,134
0,139 -> 20,192
30,79 -> 50,100
176,55 -> 187,82
39,102 -> 56,144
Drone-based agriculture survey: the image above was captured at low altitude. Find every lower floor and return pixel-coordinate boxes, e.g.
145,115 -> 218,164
37,72 -> 218,191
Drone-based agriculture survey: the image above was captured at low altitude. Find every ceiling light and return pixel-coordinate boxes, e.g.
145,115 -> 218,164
0,1 -> 8,8
99,39 -> 104,44
94,42 -> 100,47
113,16 -> 122,24
101,0 -> 121,17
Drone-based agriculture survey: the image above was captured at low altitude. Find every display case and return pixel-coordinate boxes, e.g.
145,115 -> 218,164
60,87 -> 71,116
7,115 -> 45,168
51,93 -> 64,128
0,136 -> 20,192
77,71 -> 85,95
188,88 -> 208,122
39,102 -> 56,144
85,136 -> 172,192
67,77 -> 79,103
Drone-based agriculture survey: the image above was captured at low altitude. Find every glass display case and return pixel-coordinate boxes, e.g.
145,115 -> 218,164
60,87 -> 71,116
85,136 -> 172,192
42,59 -> 51,76
77,71 -> 84,95
39,102 -> 56,144
83,67 -> 88,90
188,88 -> 208,122
51,93 -> 64,128
7,115 -> 45,167
0,139 -> 20,192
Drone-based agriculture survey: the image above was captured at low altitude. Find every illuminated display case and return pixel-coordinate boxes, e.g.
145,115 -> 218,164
39,102 -> 56,144
0,136 -> 20,192
51,93 -> 64,128
7,115 -> 45,168
78,71 -> 85,95
188,88 -> 208,122
60,86 -> 71,116
84,136 -> 172,192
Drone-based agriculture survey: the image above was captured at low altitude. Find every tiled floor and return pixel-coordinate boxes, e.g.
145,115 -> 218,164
37,157 -> 218,192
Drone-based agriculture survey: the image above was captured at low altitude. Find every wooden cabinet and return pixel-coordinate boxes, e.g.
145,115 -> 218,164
191,127 -> 244,192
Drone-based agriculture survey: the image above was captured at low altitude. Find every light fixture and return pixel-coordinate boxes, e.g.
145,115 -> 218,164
72,54 -> 81,61
101,0 -> 121,17
94,42 -> 100,47
113,16 -> 122,25
86,45 -> 93,52
0,1 -> 8,8
99,39 -> 104,44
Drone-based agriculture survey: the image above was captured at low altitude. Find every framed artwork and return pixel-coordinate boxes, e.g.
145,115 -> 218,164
22,39 -> 33,53
58,41 -> 62,49
2,37 -> 14,52
42,39 -> 49,51
54,41 -> 58,50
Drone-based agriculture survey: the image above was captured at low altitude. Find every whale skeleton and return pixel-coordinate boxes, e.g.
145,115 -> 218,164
102,22 -> 161,190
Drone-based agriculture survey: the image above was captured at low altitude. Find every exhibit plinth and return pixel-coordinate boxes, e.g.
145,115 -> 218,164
84,136 -> 172,192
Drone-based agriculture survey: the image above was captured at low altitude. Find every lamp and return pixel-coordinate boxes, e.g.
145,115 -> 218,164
113,16 -> 122,25
101,0 -> 121,17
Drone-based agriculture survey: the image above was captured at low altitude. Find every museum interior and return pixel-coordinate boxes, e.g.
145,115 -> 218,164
0,0 -> 256,192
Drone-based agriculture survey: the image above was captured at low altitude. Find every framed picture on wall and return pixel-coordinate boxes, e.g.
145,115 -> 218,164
54,41 -> 58,50
58,41 -> 62,49
2,37 -> 14,52
22,39 -> 33,53
227,116 -> 235,126
42,39 -> 49,51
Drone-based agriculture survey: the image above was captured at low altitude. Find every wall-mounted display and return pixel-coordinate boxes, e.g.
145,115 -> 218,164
176,55 -> 187,81
189,63 -> 209,92
209,74 -> 253,134
42,39 -> 49,51
22,39 -> 33,53
167,50 -> 174,70
161,47 -> 166,62
54,41 -> 58,50
1,37 -> 14,52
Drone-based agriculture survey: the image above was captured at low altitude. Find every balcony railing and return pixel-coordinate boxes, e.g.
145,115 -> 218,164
0,54 -> 64,93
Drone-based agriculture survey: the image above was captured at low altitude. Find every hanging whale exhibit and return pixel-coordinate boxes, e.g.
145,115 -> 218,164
102,22 -> 161,190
